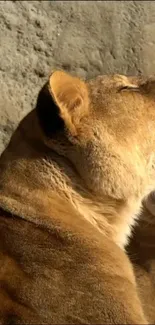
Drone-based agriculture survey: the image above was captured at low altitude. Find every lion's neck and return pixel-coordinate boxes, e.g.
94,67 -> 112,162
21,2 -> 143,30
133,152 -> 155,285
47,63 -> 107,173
0,151 -> 140,250
71,193 -> 140,248
0,117 -> 141,249
35,153 -> 141,248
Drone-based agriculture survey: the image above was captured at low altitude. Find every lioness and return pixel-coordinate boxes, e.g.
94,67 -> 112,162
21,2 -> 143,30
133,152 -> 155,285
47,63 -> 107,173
0,70 -> 155,324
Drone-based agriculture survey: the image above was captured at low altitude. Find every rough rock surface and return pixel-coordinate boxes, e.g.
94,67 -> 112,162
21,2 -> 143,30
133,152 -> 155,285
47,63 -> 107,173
0,0 -> 155,153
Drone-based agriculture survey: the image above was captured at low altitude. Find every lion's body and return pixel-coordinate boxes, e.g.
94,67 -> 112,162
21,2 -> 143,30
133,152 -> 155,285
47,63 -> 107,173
1,71 -> 155,323
0,206 -> 143,324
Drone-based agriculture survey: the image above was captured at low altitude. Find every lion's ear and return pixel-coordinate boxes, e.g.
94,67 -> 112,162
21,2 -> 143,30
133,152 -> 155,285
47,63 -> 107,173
36,70 -> 89,137
49,70 -> 89,135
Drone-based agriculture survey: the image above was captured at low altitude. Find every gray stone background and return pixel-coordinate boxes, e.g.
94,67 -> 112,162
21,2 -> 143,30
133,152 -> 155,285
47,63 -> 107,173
0,0 -> 155,153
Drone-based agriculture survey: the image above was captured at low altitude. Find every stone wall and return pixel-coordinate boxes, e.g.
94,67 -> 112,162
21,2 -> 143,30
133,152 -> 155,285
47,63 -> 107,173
0,1 -> 155,152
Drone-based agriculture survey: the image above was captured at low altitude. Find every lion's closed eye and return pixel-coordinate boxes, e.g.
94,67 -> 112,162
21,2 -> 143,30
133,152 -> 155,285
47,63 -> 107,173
118,85 -> 140,92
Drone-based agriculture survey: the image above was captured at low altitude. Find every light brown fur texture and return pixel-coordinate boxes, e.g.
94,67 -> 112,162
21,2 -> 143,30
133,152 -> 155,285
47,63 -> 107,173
1,70 -> 155,323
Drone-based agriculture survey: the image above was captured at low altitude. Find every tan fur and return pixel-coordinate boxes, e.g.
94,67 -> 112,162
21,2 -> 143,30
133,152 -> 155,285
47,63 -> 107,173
1,71 -> 155,323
